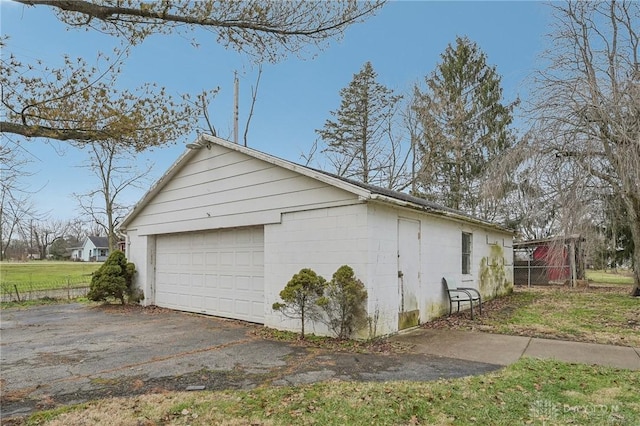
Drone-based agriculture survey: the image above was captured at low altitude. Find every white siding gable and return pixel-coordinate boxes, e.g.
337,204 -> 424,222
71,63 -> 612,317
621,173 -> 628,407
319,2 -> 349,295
127,144 -> 361,235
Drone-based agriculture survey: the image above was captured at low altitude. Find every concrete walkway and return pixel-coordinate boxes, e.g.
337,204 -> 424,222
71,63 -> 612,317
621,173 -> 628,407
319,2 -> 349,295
391,328 -> 640,371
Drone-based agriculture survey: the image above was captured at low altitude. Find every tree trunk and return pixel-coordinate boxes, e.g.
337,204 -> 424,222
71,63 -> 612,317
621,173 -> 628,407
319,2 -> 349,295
300,304 -> 305,339
623,193 -> 640,296
627,206 -> 640,297
631,249 -> 640,297
105,190 -> 117,252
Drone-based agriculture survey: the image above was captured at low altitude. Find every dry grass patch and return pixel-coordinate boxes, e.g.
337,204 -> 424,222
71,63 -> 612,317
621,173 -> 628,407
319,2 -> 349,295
424,285 -> 640,347
253,327 -> 412,354
21,359 -> 640,426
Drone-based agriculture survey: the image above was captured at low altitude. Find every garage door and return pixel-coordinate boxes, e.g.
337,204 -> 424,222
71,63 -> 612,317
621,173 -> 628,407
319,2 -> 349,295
155,227 -> 264,323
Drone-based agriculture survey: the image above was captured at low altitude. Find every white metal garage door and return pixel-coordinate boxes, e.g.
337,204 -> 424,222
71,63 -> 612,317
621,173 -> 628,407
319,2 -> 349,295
155,227 -> 264,323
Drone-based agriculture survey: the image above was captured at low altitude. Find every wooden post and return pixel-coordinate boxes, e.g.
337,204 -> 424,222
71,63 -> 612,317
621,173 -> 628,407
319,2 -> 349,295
527,248 -> 532,288
569,240 -> 577,288
234,71 -> 239,145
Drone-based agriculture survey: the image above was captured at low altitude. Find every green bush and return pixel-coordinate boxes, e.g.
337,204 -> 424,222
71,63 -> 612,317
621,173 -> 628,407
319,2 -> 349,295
317,265 -> 368,339
272,268 -> 326,339
87,251 -> 136,305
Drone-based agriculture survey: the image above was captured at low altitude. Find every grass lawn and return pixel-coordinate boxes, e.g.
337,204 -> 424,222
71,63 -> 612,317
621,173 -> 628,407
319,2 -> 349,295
426,285 -> 640,347
586,269 -> 635,285
0,261 -> 102,291
25,358 -> 639,426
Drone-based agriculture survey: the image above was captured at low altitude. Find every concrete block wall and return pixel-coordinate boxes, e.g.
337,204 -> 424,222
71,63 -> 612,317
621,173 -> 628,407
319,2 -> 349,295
420,214 -> 465,320
263,203 -> 369,335
365,203 -> 514,330
420,214 -> 513,321
364,205 -> 401,336
127,198 -> 513,338
477,231 -> 514,298
364,204 -> 459,329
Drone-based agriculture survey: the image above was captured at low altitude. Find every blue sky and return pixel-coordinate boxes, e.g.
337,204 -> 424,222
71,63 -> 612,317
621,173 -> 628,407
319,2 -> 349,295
1,1 -> 552,221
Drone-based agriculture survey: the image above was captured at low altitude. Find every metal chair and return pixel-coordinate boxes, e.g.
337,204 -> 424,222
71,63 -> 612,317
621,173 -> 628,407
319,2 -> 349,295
442,277 -> 482,319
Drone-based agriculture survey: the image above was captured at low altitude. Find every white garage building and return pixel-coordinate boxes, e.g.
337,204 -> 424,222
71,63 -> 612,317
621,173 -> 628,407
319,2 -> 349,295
121,135 -> 514,337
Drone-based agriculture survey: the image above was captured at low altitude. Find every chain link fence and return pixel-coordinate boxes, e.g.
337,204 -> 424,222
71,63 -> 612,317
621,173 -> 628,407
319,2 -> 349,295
514,260 -> 572,286
514,247 -> 585,287
1,275 -> 91,302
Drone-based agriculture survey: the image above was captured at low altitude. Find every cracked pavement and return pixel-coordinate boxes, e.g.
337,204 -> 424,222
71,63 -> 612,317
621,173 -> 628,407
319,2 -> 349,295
0,303 -> 501,420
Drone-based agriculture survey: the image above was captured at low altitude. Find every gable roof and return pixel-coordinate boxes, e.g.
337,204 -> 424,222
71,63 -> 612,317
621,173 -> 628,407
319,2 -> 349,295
513,234 -> 583,249
121,134 -> 513,234
87,236 -> 109,249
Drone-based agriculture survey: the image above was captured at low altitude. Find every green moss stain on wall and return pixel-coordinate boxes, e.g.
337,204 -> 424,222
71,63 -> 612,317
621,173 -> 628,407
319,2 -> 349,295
423,300 -> 447,322
398,309 -> 420,330
479,244 -> 512,298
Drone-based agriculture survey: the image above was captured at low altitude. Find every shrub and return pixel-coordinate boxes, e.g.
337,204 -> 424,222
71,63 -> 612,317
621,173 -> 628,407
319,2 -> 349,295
88,251 -> 136,305
317,265 -> 368,339
272,268 -> 326,339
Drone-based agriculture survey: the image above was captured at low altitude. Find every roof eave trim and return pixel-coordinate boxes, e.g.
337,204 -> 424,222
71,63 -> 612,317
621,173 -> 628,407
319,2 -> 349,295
369,194 -> 515,234
120,135 -> 205,230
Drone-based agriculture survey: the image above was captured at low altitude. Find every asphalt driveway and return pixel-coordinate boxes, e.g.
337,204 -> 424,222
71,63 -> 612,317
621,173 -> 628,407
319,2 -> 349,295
1,303 -> 501,419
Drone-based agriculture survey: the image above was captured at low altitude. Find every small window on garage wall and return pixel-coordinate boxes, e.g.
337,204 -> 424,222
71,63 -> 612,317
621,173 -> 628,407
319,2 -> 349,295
462,232 -> 472,274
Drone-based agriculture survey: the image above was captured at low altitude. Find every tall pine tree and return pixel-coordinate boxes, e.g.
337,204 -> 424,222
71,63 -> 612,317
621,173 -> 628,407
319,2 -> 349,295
317,62 -> 406,189
412,36 -> 516,219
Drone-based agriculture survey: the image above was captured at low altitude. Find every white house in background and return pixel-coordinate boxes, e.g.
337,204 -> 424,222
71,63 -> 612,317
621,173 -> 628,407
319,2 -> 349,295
121,135 -> 514,337
71,236 -> 109,262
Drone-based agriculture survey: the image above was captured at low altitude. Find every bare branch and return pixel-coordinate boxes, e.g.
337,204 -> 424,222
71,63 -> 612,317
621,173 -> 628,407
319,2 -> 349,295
1,120 -> 113,142
15,0 -> 385,62
243,65 -> 262,147
74,140 -> 153,250
529,1 -> 640,293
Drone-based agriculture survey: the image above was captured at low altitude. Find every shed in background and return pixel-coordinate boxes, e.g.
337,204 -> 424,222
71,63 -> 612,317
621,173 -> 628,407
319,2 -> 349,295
514,235 -> 585,287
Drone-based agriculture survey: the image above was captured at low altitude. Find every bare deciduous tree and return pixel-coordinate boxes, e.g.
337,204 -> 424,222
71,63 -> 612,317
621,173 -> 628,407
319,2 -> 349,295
2,1 -> 383,146
14,1 -> 384,62
0,191 -> 36,261
401,93 -> 422,195
31,218 -> 69,260
74,141 -> 153,251
66,217 -> 91,246
1,45 -> 201,149
243,65 -> 263,147
529,1 -> 640,295
0,138 -> 39,260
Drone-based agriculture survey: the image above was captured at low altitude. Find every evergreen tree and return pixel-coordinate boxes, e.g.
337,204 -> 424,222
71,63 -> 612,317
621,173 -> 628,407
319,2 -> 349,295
316,62 -> 406,189
88,251 -> 136,305
272,268 -> 326,339
49,238 -> 70,260
412,36 -> 516,219
317,265 -> 368,339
